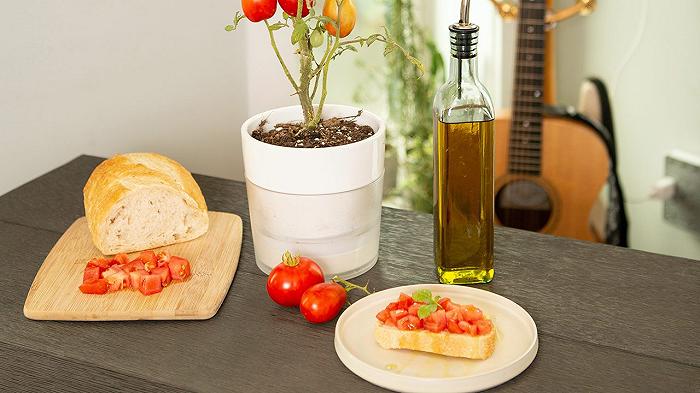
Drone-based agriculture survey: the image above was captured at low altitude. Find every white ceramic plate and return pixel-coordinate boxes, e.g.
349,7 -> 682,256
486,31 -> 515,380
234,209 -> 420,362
334,284 -> 538,393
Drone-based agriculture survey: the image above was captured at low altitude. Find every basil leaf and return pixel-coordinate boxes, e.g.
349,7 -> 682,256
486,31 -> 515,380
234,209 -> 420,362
418,303 -> 437,319
412,289 -> 432,304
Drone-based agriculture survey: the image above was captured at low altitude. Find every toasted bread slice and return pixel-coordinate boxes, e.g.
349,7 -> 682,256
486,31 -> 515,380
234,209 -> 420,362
374,322 -> 496,359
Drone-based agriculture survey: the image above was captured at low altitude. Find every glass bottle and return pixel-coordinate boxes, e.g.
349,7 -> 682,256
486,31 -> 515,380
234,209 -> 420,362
433,16 -> 495,284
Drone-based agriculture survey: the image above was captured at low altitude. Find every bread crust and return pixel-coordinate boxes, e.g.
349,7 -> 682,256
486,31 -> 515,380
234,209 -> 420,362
83,153 -> 208,254
374,322 -> 496,359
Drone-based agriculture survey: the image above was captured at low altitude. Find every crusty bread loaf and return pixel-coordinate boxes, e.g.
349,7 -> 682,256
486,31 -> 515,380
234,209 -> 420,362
83,153 -> 209,255
374,322 -> 496,359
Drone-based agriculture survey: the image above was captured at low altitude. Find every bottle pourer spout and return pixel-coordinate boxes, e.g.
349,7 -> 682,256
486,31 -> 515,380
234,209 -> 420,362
460,0 -> 470,25
450,0 -> 478,60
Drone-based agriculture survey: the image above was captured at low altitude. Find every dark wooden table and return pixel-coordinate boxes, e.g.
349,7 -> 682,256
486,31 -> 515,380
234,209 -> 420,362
0,155 -> 698,392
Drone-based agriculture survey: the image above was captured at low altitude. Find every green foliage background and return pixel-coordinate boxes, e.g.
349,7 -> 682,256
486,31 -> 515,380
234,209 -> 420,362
384,0 -> 444,213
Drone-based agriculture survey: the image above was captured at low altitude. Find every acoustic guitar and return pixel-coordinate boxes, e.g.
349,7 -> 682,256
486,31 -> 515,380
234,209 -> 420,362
493,0 -> 609,241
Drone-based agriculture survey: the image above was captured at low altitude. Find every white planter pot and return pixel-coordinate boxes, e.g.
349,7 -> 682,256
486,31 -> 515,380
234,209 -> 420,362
241,104 -> 385,279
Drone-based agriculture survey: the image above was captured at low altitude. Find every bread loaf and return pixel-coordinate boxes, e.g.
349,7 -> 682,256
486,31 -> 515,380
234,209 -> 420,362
83,153 -> 209,255
374,323 -> 496,359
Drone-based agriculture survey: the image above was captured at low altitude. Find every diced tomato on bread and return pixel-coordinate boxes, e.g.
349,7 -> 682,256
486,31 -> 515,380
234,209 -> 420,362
374,290 -> 497,359
376,292 -> 492,337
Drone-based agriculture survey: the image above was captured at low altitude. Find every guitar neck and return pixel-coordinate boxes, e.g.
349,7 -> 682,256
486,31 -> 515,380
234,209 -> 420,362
508,0 -> 547,175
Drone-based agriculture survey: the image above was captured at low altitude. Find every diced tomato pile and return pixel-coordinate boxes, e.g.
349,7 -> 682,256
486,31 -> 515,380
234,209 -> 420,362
78,250 -> 191,296
375,293 -> 493,336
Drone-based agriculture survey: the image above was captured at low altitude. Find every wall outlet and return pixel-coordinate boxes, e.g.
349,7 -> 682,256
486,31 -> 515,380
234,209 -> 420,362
664,150 -> 700,233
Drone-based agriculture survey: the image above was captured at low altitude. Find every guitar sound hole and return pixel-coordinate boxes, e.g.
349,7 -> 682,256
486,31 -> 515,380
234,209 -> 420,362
495,180 -> 553,232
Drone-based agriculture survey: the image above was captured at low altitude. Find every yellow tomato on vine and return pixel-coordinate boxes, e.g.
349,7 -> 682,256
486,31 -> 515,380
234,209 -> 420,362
323,0 -> 356,38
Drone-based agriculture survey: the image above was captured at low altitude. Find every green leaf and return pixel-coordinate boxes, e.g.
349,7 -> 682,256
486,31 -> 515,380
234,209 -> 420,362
268,22 -> 286,31
418,303 -> 437,319
408,55 -> 425,77
315,16 -> 334,25
345,44 -> 358,52
412,289 -> 432,304
226,12 -> 247,31
366,34 -> 381,47
383,43 -> 396,57
291,20 -> 309,45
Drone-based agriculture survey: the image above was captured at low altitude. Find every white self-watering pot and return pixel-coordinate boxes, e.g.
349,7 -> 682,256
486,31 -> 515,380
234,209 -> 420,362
241,104 -> 385,279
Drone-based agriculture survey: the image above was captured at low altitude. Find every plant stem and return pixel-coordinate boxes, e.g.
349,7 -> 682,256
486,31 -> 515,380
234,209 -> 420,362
332,276 -> 372,295
312,3 -> 343,126
298,33 -> 315,127
264,19 -> 300,94
310,70 -> 321,100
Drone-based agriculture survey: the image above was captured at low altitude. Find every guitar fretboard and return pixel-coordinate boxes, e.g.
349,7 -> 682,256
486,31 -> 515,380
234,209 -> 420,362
508,0 -> 546,175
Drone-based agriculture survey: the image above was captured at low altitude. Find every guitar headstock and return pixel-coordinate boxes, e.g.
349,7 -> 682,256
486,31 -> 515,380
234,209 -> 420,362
489,0 -> 596,30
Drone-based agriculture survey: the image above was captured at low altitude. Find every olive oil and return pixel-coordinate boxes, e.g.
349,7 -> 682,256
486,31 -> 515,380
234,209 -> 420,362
433,2 -> 495,284
434,119 -> 494,284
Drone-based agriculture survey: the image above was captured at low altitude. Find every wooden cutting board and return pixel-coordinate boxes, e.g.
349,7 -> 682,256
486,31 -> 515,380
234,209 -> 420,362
24,211 -> 242,321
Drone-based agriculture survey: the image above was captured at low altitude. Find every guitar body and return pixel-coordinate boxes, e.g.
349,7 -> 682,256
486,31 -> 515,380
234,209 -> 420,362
494,112 -> 609,241
492,0 -> 611,242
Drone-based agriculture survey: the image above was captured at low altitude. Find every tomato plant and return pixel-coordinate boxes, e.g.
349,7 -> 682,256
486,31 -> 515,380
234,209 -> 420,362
242,0 -> 277,22
225,0 -> 422,130
266,251 -> 324,307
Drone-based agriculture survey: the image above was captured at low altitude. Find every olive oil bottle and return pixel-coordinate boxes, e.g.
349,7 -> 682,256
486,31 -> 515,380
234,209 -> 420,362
433,1 -> 495,284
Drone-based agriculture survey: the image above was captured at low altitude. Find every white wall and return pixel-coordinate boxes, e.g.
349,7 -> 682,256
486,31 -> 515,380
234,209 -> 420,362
553,0 -> 700,259
0,1 -> 250,195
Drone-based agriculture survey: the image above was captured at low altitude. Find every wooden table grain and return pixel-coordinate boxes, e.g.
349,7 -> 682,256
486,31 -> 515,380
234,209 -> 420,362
0,155 -> 698,392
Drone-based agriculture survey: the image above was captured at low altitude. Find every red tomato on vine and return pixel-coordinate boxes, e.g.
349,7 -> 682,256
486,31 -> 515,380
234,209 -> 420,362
279,0 -> 314,17
242,0 -> 277,22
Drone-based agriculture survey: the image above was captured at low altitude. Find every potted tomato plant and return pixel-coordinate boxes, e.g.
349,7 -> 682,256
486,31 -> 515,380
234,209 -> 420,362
227,0 -> 421,279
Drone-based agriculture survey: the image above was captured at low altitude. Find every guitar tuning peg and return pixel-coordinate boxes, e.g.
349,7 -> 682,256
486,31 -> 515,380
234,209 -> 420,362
578,0 -> 596,16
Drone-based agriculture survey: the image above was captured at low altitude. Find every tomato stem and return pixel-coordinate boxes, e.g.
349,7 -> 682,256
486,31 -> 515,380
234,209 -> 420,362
282,250 -> 300,267
332,275 -> 371,295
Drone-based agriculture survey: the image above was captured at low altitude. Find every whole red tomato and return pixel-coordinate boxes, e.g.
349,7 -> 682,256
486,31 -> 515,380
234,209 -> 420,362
242,0 -> 277,22
278,0 -> 313,17
300,282 -> 347,323
266,252 -> 324,307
